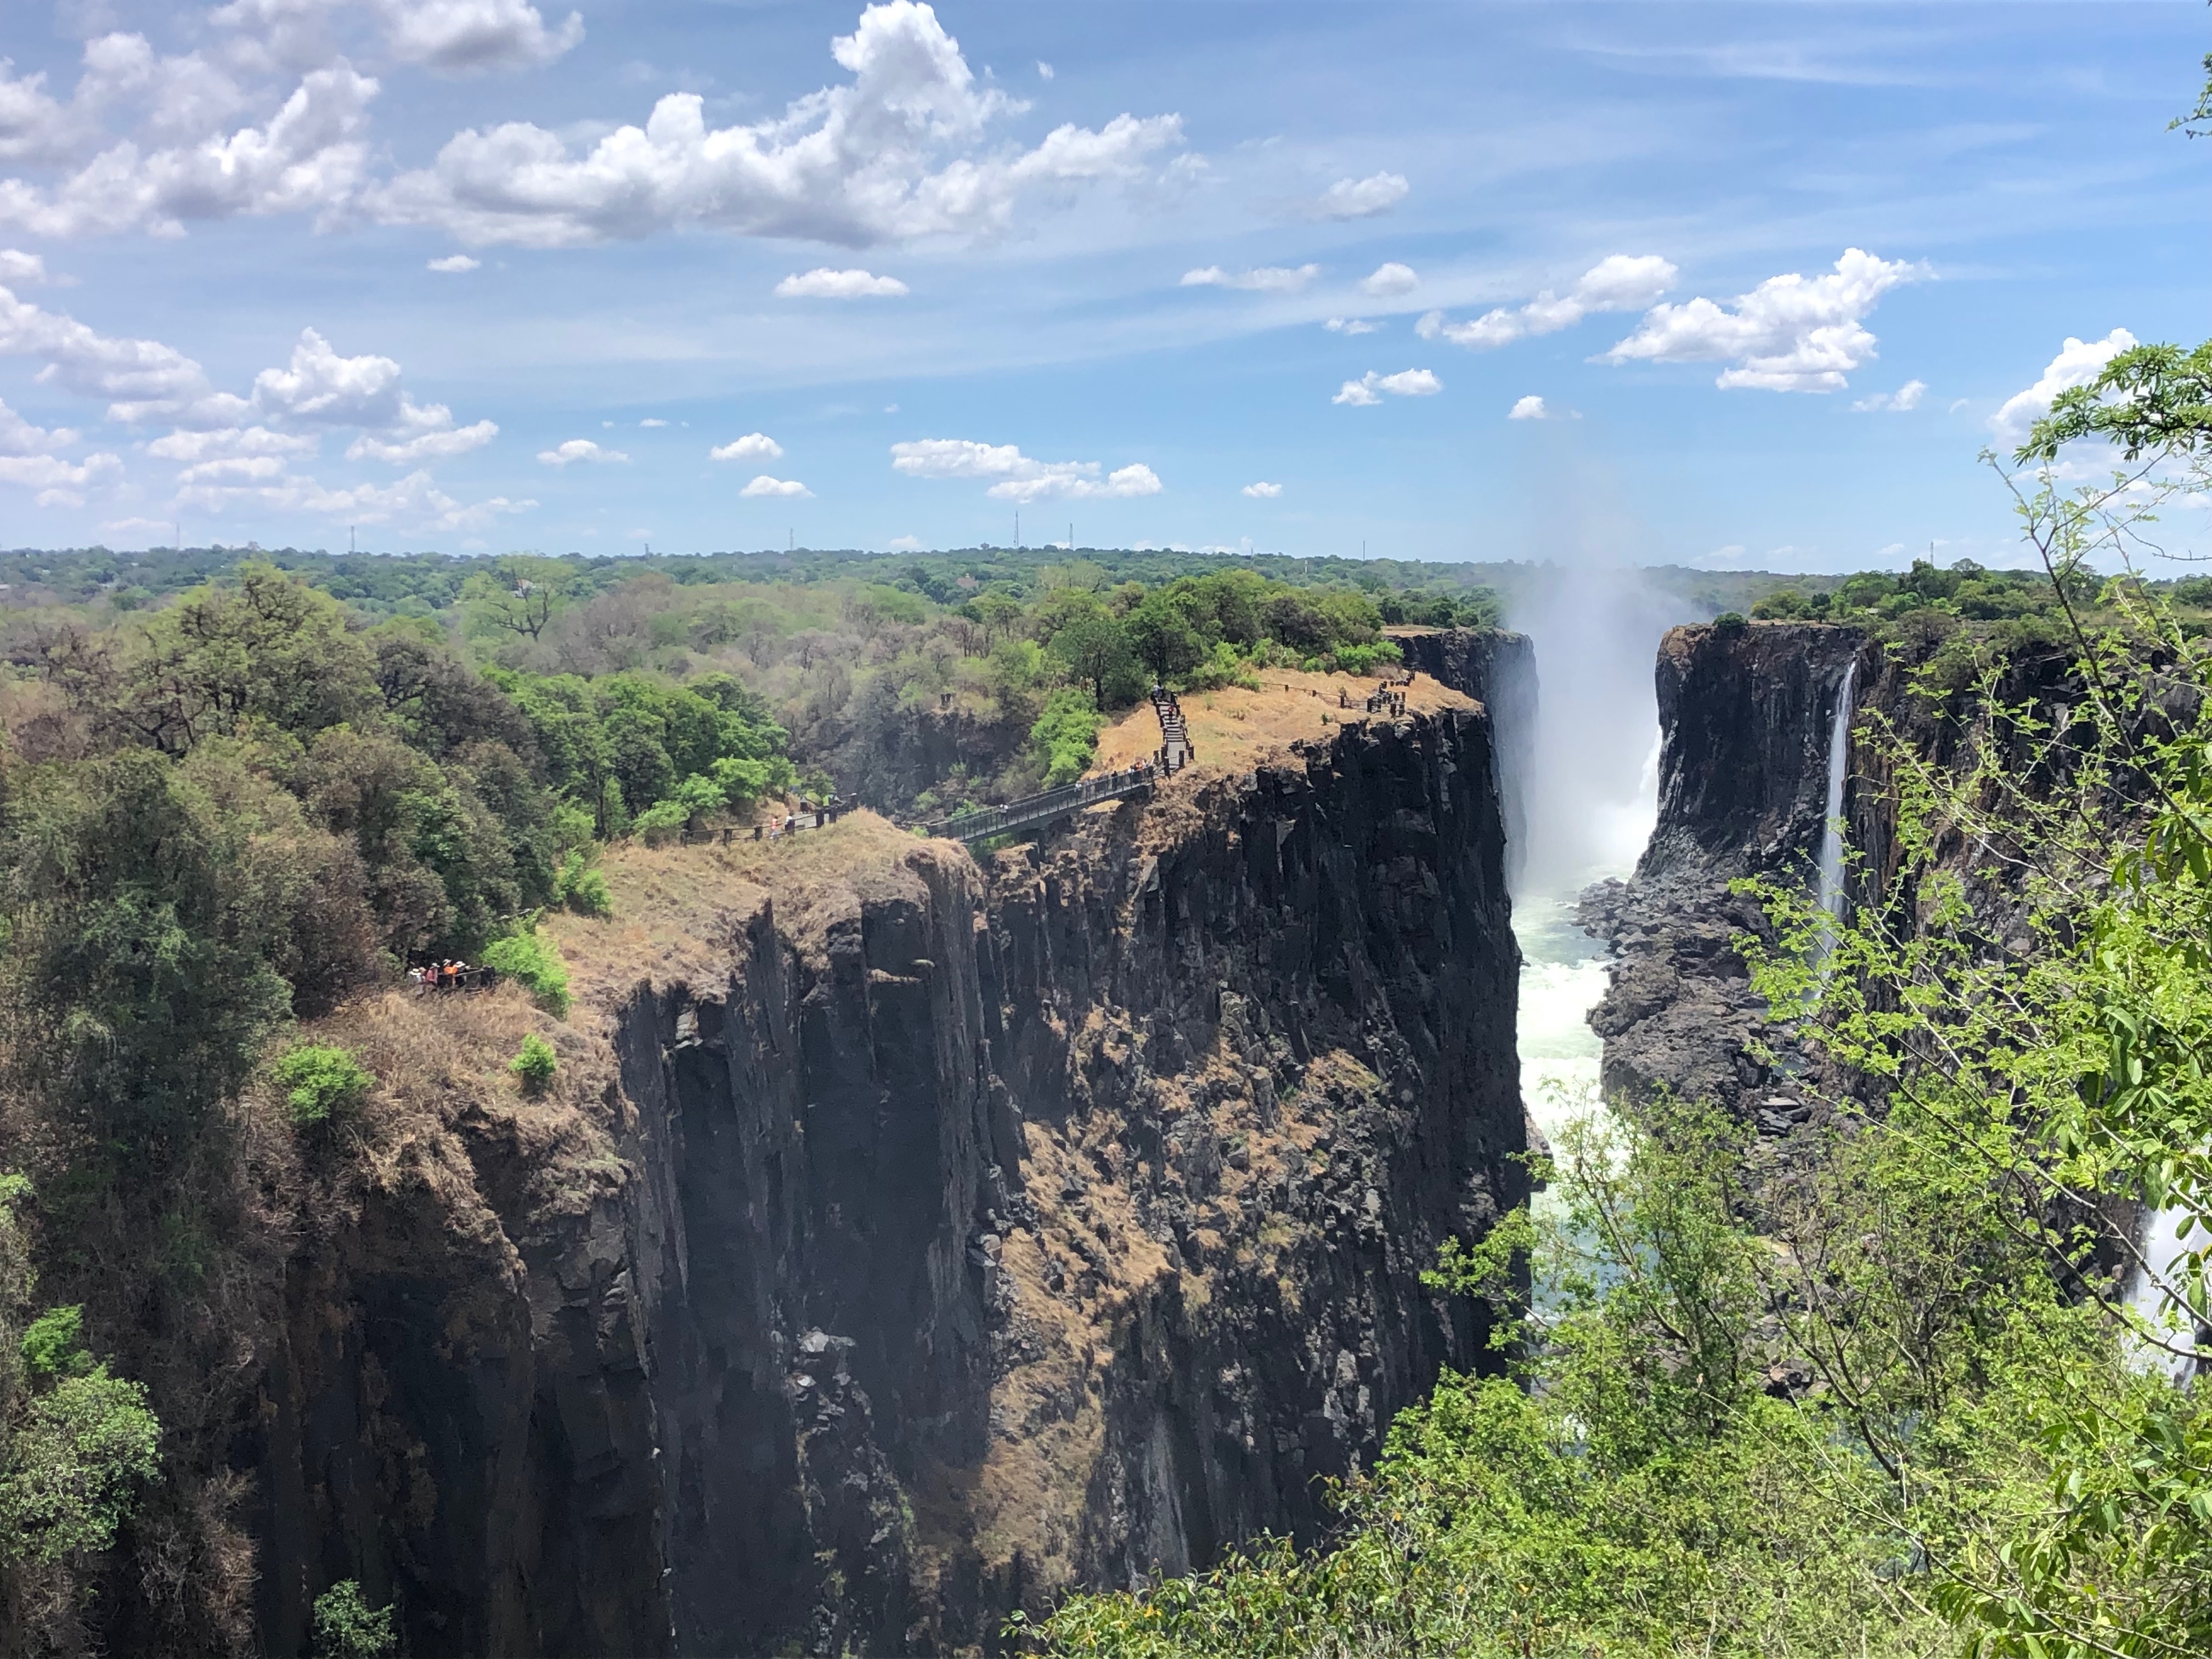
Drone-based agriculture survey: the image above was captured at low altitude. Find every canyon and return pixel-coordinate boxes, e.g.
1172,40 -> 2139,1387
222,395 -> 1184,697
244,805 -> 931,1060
221,636 -> 1539,1657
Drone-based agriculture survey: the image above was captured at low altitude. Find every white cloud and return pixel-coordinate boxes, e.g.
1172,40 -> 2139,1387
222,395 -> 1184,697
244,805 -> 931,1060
100,516 -> 177,541
537,437 -> 627,465
147,424 -> 316,461
711,432 -> 784,462
0,250 -> 53,285
379,0 -> 584,74
252,327 -> 407,424
179,464 -> 535,529
0,59 -> 379,239
1036,61 -> 1054,81
1418,253 -> 1677,351
1359,261 -> 1418,297
639,416 -> 667,427
176,454 -> 291,485
1852,377 -> 1927,413
0,276 -> 216,407
367,1 -> 1183,247
1324,317 -> 1378,335
1308,171 -> 1407,219
1242,481 -> 1282,498
1333,368 -> 1441,406
347,418 -> 497,462
427,253 -> 480,272
776,266 -> 909,298
1181,263 -> 1319,294
740,473 -> 812,498
890,437 -> 1164,503
1990,330 -> 2136,442
1508,395 -> 1547,420
0,448 -> 122,506
888,533 -> 922,550
1601,248 -> 1925,392
0,396 -> 81,455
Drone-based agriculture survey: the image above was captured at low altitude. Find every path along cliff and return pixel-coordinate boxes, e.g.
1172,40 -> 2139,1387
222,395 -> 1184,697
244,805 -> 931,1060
221,645 -> 1529,1657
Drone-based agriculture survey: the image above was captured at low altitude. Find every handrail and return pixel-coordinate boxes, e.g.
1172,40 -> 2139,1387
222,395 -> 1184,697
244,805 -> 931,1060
923,761 -> 1160,843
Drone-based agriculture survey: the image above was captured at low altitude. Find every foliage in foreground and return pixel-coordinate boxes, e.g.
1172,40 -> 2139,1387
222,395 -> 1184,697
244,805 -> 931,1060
1035,356 -> 2212,1658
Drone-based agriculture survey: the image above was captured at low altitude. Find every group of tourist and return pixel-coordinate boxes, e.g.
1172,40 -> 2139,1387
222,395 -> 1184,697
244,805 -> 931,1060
409,960 -> 489,993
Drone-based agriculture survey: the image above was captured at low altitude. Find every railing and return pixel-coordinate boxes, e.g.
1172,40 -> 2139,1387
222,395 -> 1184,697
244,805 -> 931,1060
922,762 -> 1160,844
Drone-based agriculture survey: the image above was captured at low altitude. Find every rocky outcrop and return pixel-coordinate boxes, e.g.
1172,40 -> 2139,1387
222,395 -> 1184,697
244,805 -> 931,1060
1579,622 -> 1869,1116
818,680 -> 1035,814
1393,629 -> 1537,885
610,701 -> 1525,1652
229,693 -> 1526,1658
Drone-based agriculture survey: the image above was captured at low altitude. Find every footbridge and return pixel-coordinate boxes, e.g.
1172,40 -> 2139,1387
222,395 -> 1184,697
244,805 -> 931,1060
923,686 -> 1197,845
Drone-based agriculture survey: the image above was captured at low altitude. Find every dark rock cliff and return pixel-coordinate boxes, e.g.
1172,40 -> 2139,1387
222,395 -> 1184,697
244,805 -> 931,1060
1579,622 -> 1869,1116
233,695 -> 1526,1658
1393,628 -> 1536,884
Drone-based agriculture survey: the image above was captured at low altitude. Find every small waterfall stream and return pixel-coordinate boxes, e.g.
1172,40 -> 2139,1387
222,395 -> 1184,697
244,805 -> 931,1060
1814,660 -> 1857,934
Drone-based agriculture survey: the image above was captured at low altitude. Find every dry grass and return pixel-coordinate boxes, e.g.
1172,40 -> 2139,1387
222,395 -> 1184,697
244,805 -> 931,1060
1090,665 -> 1474,777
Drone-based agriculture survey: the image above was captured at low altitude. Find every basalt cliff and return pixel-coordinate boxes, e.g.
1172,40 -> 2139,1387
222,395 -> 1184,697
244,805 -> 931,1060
193,646 -> 1530,1658
1581,619 -> 2080,1130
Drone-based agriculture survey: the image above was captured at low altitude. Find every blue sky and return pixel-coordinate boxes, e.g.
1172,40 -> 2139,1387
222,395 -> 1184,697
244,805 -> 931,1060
0,0 -> 2204,569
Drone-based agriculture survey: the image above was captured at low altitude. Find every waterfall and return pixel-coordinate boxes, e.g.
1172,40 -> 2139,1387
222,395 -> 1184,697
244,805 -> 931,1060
1814,661 -> 1857,936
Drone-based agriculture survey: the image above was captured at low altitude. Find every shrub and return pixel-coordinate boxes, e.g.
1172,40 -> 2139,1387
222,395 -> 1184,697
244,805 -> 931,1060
1030,688 -> 1103,787
1183,642 -> 1262,693
1712,611 -> 1749,634
271,1043 -> 373,1128
20,1305 -> 89,1384
1331,640 -> 1403,676
0,1366 -> 162,1564
551,848 -> 613,918
311,1581 -> 397,1659
509,1032 -> 558,1095
483,926 -> 571,1017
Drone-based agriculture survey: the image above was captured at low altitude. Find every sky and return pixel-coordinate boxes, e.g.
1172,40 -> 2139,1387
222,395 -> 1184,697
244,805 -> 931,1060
0,0 -> 2205,571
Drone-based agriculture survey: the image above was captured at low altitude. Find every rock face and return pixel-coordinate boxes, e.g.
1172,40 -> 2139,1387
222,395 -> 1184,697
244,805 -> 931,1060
1394,629 -> 1537,885
1579,622 -> 1869,1116
235,689 -> 1527,1657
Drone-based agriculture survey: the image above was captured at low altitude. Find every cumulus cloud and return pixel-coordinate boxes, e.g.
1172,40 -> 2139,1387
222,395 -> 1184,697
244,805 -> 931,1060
1242,481 -> 1282,498
378,0 -> 584,74
1359,261 -> 1417,297
711,432 -> 784,461
427,252 -> 480,271
0,250 -> 54,285
740,474 -> 811,498
0,448 -> 122,506
147,424 -> 317,461
0,54 -> 379,240
1181,263 -> 1319,293
347,418 -> 496,462
1601,248 -> 1925,392
537,437 -> 628,465
0,396 -> 81,455
890,437 -> 1164,503
368,1 -> 1184,247
1852,378 -> 1927,413
1307,171 -> 1407,219
1332,368 -> 1441,406
775,267 -> 909,298
1418,253 -> 1677,351
1508,395 -> 1547,420
177,463 -> 535,529
1990,330 -> 2136,442
1324,317 -> 1378,335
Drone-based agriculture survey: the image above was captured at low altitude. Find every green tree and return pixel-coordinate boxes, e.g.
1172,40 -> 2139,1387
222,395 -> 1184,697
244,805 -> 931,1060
1047,612 -> 1141,708
460,554 -> 578,645
310,1580 -> 397,1659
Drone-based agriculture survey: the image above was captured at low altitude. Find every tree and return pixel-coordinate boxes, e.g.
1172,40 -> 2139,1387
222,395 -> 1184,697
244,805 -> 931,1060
461,555 -> 577,645
1125,592 -> 1206,684
1047,612 -> 1141,708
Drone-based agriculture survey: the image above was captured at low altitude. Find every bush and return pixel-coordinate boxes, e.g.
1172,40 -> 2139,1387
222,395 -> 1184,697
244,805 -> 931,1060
311,1580 -> 397,1659
20,1306 -> 89,1385
271,1043 -> 373,1128
551,848 -> 613,918
1030,688 -> 1104,787
509,1032 -> 558,1094
629,798 -> 689,847
483,926 -> 571,1017
1183,642 -> 1262,693
0,1366 -> 162,1564
1712,611 -> 1749,634
1331,640 -> 1403,676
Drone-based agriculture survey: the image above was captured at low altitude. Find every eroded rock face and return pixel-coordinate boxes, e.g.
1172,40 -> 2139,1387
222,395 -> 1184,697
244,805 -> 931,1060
1579,622 -> 1869,1116
594,702 -> 1523,1653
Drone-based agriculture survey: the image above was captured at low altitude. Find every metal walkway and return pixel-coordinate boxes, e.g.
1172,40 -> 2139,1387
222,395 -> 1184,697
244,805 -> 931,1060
923,761 -> 1162,844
